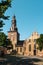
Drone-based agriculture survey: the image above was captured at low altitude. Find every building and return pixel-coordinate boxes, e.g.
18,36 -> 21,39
8,16 -> 43,56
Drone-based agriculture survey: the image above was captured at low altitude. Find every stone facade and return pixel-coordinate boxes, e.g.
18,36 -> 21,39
23,32 -> 40,56
8,16 -> 43,56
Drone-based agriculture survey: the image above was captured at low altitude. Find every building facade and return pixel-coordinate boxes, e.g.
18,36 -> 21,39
8,16 -> 43,56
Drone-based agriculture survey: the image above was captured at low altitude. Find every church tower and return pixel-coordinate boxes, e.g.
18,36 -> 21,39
8,16 -> 20,50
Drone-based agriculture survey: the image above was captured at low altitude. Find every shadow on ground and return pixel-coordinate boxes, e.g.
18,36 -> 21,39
0,54 -> 42,65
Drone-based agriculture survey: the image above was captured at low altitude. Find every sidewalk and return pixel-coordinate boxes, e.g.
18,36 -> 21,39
13,55 -> 43,60
34,62 -> 43,65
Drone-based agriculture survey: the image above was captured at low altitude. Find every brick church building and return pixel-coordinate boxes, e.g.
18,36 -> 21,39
8,16 -> 43,56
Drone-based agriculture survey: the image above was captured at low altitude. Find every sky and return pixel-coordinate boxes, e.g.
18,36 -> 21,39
3,0 -> 43,40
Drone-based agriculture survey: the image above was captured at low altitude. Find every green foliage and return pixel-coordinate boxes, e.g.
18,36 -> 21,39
0,20 -> 4,28
0,20 -> 5,31
6,39 -> 11,46
0,0 -> 11,31
36,34 -> 43,51
0,32 -> 12,48
0,32 -> 7,46
0,0 -> 12,48
0,0 -> 11,18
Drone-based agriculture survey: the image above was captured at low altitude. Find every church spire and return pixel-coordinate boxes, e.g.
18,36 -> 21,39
12,15 -> 16,27
10,15 -> 18,31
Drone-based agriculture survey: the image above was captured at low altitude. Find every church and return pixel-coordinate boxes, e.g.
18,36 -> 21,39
8,16 -> 43,56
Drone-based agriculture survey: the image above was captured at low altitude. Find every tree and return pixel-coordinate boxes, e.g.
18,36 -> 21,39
0,32 -> 7,46
0,0 -> 12,47
0,32 -> 12,48
5,39 -> 13,49
0,0 -> 11,31
36,34 -> 43,51
0,0 -> 12,49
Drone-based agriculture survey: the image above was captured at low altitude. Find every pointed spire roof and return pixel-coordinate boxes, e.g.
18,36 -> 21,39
10,15 -> 18,32
12,15 -> 16,20
12,15 -> 16,23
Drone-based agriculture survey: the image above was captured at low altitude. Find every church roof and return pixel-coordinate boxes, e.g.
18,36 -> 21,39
16,40 -> 24,47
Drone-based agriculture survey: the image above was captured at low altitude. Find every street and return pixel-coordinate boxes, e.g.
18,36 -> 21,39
0,55 -> 43,65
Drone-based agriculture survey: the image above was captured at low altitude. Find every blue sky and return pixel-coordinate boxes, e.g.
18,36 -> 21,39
3,0 -> 43,40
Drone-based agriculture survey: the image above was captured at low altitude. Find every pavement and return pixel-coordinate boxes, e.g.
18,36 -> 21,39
15,55 -> 43,65
0,55 -> 43,65
15,55 -> 43,60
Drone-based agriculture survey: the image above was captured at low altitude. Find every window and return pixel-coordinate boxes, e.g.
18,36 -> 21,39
20,48 -> 22,52
29,44 -> 31,51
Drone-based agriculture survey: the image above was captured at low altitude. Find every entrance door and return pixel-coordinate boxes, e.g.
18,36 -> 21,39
34,50 -> 36,55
